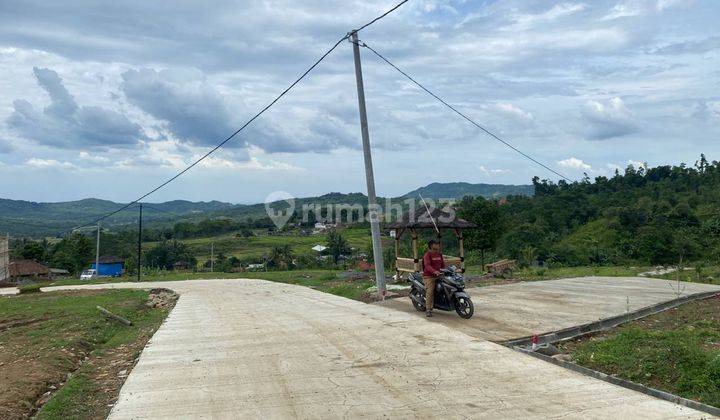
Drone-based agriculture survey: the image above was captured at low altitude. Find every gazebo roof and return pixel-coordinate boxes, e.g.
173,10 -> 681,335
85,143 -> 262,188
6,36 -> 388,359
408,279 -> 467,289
387,207 -> 477,230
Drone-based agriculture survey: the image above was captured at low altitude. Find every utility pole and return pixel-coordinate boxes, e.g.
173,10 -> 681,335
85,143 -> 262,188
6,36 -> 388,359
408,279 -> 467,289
210,242 -> 214,272
95,222 -> 101,278
137,203 -> 142,282
351,30 -> 386,297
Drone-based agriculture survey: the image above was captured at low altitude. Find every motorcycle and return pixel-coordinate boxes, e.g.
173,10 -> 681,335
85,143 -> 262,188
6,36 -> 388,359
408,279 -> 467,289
408,266 -> 474,319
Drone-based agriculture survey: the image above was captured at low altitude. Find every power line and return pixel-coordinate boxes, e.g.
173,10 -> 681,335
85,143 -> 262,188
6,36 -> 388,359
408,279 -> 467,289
73,37 -> 346,230
71,0 -> 410,232
356,40 -> 571,182
355,0 -> 409,32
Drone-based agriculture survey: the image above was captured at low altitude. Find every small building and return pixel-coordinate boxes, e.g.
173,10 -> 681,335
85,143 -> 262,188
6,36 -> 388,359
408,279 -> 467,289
9,260 -> 51,283
311,244 -> 328,253
172,261 -> 192,271
91,256 -> 125,277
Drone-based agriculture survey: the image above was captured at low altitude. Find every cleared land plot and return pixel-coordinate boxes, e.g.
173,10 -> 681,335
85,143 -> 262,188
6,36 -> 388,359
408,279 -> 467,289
559,297 -> 720,408
39,279 -> 709,418
0,290 -> 172,419
379,276 -> 720,341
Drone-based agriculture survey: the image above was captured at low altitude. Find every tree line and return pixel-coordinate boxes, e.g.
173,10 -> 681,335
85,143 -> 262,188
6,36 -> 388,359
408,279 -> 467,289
457,155 -> 720,267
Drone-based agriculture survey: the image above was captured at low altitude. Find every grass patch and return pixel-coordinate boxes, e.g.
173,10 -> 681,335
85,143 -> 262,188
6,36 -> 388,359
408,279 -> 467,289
18,283 -> 45,294
514,266 -> 648,281
143,227 -> 372,261
47,269 -> 378,302
0,289 -> 172,419
652,265 -> 720,285
559,298 -> 720,408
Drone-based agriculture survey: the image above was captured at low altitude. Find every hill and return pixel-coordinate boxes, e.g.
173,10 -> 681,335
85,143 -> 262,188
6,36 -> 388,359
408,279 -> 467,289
0,198 -> 234,237
403,182 -> 533,200
0,182 -> 533,237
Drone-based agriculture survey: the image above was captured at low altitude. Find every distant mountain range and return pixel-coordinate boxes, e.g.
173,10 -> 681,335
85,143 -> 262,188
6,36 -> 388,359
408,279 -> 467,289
403,182 -> 534,200
0,198 -> 234,237
0,182 -> 532,237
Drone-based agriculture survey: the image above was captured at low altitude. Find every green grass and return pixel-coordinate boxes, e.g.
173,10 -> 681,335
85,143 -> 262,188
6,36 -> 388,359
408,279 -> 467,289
464,264 -> 649,280
47,269 -> 374,301
38,374 -> 96,420
515,265 -> 649,281
144,227 -> 372,261
652,265 -> 720,285
0,290 -> 171,418
560,298 -> 720,407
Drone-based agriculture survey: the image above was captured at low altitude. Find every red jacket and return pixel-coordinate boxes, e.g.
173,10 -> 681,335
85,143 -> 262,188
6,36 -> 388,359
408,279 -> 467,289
423,251 -> 445,277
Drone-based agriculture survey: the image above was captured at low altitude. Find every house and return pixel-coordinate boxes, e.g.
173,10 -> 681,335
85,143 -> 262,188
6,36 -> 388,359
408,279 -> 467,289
91,256 -> 125,277
8,260 -> 51,283
172,261 -> 192,271
311,244 -> 328,253
246,263 -> 265,271
312,222 -> 337,234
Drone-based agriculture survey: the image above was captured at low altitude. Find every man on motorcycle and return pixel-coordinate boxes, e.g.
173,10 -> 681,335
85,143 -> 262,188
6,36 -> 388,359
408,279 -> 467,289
422,240 -> 445,317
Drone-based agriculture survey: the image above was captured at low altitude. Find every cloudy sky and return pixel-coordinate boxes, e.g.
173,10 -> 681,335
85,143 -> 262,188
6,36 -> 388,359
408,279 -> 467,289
0,0 -> 718,204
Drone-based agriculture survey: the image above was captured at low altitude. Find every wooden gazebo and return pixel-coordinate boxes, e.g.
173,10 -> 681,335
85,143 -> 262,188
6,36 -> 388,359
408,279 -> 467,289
387,207 -> 477,278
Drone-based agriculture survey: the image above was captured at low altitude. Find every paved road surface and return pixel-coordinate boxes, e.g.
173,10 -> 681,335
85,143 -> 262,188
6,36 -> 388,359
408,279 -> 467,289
36,278 -> 711,419
380,276 -> 720,341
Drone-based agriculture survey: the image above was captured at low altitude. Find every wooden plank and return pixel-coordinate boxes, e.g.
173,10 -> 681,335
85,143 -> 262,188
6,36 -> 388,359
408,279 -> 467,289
396,258 -> 416,272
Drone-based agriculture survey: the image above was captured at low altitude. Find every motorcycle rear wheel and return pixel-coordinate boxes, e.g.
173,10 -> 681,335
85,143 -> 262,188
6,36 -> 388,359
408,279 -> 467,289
454,296 -> 474,319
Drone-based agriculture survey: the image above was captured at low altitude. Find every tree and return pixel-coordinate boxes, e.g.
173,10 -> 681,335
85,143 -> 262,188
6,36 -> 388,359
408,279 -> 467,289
326,229 -> 349,265
50,233 -> 93,274
144,240 -> 196,270
457,196 -> 503,266
18,242 -> 46,262
266,245 -> 294,270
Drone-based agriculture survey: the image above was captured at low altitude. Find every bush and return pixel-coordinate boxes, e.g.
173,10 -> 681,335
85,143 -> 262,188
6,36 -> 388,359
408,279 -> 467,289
18,284 -> 43,294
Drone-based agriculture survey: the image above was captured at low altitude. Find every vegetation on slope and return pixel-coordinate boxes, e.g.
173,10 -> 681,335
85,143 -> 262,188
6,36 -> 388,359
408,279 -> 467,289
458,155 -> 720,267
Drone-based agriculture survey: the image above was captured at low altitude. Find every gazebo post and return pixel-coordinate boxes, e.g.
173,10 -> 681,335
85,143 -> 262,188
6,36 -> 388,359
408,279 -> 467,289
394,228 -> 402,280
454,228 -> 465,273
410,228 -> 419,273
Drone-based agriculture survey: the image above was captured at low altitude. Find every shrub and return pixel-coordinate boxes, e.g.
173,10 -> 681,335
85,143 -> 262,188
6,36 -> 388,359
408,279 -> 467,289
18,284 -> 43,294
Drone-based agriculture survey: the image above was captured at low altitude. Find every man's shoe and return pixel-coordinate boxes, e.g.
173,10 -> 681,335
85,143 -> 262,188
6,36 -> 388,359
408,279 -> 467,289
426,310 -> 433,317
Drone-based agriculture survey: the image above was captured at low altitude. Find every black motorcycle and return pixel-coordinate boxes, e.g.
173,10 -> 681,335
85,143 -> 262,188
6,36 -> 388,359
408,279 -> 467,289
408,266 -> 474,319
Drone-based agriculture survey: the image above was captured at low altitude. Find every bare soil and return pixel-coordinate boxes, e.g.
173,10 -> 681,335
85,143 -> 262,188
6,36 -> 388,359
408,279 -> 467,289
0,289 -> 176,419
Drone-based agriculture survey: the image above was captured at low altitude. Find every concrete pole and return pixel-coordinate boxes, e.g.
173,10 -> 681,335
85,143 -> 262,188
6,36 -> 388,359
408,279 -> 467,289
137,203 -> 142,282
351,31 -> 386,297
95,222 -> 101,278
210,242 -> 214,272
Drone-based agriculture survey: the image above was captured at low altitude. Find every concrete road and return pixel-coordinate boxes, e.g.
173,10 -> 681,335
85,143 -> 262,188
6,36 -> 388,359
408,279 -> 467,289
38,279 -> 711,419
379,276 -> 720,342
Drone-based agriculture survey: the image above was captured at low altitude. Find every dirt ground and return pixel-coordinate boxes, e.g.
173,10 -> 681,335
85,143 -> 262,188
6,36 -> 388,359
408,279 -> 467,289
0,289 -> 176,419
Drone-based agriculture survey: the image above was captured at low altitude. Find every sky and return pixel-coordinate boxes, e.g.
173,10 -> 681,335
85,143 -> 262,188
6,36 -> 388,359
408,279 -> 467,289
0,0 -> 718,204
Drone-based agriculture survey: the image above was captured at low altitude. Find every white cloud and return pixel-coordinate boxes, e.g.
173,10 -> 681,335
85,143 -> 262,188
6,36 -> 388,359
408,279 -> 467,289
602,1 -> 645,20
78,151 -> 110,164
503,3 -> 587,31
582,97 -> 638,139
478,165 -> 510,175
558,157 -> 592,170
602,0 -> 693,20
492,103 -> 534,124
25,157 -> 77,170
628,159 -> 646,168
196,155 -> 304,171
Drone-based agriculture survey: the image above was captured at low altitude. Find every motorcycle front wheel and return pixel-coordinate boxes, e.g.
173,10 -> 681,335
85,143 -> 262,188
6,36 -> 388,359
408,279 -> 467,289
410,289 -> 426,312
454,296 -> 474,319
